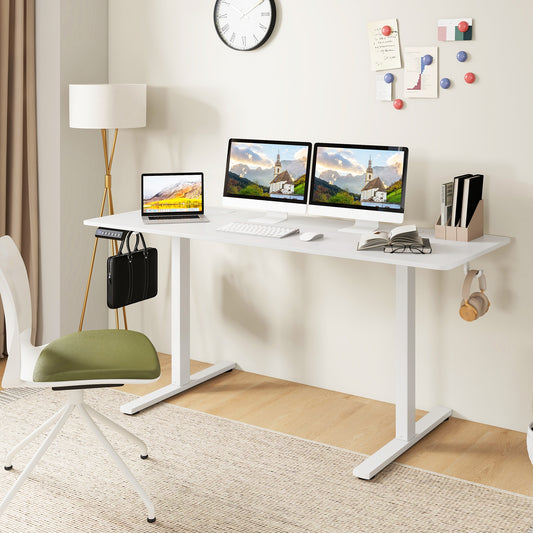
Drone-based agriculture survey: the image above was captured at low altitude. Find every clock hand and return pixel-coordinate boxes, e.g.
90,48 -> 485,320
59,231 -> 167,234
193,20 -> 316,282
230,4 -> 245,16
241,0 -> 264,18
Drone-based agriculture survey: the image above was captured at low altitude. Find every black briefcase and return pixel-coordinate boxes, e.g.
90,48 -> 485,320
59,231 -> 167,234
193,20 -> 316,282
107,232 -> 158,309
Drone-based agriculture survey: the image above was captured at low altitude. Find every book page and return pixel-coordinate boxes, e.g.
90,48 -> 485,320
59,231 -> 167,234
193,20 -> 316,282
388,225 -> 417,239
358,231 -> 389,247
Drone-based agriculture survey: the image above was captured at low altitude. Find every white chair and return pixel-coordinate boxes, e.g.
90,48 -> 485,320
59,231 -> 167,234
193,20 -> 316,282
0,235 -> 161,523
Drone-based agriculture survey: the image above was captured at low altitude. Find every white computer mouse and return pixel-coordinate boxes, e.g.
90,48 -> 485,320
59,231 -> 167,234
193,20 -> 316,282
299,232 -> 324,241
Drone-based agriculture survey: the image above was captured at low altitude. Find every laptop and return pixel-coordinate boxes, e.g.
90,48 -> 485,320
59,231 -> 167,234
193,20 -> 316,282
141,172 -> 207,223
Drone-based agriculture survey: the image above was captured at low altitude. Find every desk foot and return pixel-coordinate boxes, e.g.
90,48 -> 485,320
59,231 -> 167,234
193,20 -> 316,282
353,405 -> 452,480
120,361 -> 236,415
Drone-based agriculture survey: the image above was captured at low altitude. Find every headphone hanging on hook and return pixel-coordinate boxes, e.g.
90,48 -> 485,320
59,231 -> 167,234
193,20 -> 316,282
459,269 -> 490,322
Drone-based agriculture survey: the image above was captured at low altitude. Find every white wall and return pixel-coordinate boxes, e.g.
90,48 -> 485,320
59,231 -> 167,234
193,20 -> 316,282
36,0 -> 109,342
36,0 -> 61,342
105,0 -> 531,432
60,0 -> 109,335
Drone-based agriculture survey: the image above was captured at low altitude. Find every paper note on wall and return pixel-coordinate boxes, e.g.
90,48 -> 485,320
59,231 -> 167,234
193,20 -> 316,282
404,47 -> 438,99
376,73 -> 392,101
438,18 -> 473,41
367,19 -> 401,71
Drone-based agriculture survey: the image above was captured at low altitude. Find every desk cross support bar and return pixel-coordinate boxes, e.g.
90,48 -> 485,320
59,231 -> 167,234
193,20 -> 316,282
353,265 -> 452,479
119,237 -> 236,415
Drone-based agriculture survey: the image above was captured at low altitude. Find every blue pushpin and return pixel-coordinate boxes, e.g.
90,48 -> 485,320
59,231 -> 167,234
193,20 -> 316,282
457,51 -> 468,62
422,54 -> 433,66
440,77 -> 451,89
384,72 -> 394,84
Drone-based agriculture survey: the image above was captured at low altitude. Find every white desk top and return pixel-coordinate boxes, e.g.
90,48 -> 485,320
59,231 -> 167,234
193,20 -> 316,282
84,208 -> 510,271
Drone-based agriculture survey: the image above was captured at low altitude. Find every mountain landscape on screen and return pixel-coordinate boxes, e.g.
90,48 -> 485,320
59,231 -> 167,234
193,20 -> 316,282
144,176 -> 202,211
312,146 -> 405,208
145,179 -> 202,202
225,141 -> 310,201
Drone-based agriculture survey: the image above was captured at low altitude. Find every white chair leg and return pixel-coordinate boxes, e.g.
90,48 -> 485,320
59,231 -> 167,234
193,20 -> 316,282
4,404 -> 70,469
0,404 -> 75,517
77,403 -> 156,523
83,404 -> 149,459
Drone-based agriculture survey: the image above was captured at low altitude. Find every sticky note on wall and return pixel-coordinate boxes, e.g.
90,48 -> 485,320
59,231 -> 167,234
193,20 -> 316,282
367,19 -> 402,71
376,73 -> 392,101
438,18 -> 473,41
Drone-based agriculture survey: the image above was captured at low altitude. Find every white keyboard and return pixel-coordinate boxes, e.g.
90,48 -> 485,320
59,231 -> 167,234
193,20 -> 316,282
217,222 -> 300,239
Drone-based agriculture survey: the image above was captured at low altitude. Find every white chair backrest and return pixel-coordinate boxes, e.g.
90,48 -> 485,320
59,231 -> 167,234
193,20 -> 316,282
0,236 -> 32,387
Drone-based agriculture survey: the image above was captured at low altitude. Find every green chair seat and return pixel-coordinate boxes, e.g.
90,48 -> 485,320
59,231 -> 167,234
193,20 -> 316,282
33,329 -> 160,383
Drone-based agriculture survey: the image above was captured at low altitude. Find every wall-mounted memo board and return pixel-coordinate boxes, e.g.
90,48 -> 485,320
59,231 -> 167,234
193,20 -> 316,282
367,17 -> 476,110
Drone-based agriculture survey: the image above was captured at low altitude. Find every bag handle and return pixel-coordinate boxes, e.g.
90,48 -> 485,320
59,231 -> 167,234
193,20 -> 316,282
133,232 -> 149,256
118,231 -> 142,258
134,233 -> 150,297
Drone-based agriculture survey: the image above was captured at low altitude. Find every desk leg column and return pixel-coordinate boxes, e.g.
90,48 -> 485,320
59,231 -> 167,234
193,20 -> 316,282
171,237 -> 191,386
353,265 -> 451,479
120,237 -> 236,415
396,265 -> 416,441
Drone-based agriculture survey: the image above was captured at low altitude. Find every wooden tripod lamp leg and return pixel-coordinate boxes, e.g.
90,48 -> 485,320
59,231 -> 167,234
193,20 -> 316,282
108,184 -> 128,330
79,187 -> 108,332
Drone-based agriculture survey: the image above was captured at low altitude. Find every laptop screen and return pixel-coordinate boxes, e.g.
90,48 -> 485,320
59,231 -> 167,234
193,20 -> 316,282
141,173 -> 204,215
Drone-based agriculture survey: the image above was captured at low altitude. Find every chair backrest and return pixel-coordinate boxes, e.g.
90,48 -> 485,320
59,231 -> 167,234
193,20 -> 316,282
0,236 -> 33,387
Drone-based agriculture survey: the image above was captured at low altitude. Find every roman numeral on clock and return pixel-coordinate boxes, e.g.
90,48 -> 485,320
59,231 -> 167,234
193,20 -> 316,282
214,0 -> 276,51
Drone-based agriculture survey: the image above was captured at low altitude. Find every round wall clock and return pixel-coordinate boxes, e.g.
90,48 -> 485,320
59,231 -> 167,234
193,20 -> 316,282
214,0 -> 276,51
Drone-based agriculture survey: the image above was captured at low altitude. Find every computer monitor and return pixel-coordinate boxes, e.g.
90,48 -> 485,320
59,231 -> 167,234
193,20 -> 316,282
308,142 -> 409,232
222,138 -> 312,223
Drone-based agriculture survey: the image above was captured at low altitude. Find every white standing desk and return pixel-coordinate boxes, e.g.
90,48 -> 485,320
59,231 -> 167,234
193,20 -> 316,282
85,207 -> 510,479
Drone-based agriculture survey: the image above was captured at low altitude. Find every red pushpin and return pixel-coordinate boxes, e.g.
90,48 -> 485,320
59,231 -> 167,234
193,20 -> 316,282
464,72 -> 476,84
458,20 -> 469,33
393,99 -> 404,110
381,25 -> 392,36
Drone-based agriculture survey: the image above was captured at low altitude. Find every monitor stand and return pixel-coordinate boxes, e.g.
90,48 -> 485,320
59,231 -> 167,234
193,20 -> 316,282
249,211 -> 288,224
338,219 -> 379,234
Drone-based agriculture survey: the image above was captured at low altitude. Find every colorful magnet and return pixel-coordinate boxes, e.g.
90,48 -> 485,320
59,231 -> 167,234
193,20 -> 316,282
456,50 -> 468,62
384,73 -> 394,84
440,77 -> 451,89
422,54 -> 433,66
464,72 -> 476,84
393,99 -> 404,110
381,25 -> 392,36
458,20 -> 469,33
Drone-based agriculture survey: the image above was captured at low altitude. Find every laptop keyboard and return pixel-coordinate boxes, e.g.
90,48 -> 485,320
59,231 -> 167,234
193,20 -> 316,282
217,222 -> 299,239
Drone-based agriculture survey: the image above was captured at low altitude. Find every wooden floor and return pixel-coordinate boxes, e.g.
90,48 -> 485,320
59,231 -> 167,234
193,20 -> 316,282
2,355 -> 532,496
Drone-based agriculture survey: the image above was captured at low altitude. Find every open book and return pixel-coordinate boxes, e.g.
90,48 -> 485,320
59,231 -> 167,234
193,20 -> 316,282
357,225 -> 424,251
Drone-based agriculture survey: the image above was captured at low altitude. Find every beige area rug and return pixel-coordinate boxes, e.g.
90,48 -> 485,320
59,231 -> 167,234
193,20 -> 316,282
0,388 -> 531,532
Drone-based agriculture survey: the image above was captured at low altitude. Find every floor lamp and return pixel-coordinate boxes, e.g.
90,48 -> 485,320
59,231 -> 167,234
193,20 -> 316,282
69,84 -> 147,331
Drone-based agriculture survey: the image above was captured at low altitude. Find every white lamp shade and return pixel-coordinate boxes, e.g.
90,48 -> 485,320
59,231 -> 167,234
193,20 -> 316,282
69,84 -> 146,129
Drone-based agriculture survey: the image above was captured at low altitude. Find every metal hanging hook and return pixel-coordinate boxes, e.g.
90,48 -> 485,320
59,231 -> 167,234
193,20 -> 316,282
463,262 -> 483,278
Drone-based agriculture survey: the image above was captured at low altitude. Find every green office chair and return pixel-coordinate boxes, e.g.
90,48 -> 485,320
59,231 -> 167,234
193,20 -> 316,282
0,235 -> 161,523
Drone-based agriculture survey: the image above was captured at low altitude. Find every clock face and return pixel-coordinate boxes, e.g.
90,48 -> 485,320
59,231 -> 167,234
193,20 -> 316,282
214,0 -> 276,51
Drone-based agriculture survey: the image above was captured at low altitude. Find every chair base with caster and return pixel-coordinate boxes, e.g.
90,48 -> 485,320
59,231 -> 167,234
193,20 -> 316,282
0,389 -> 156,523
